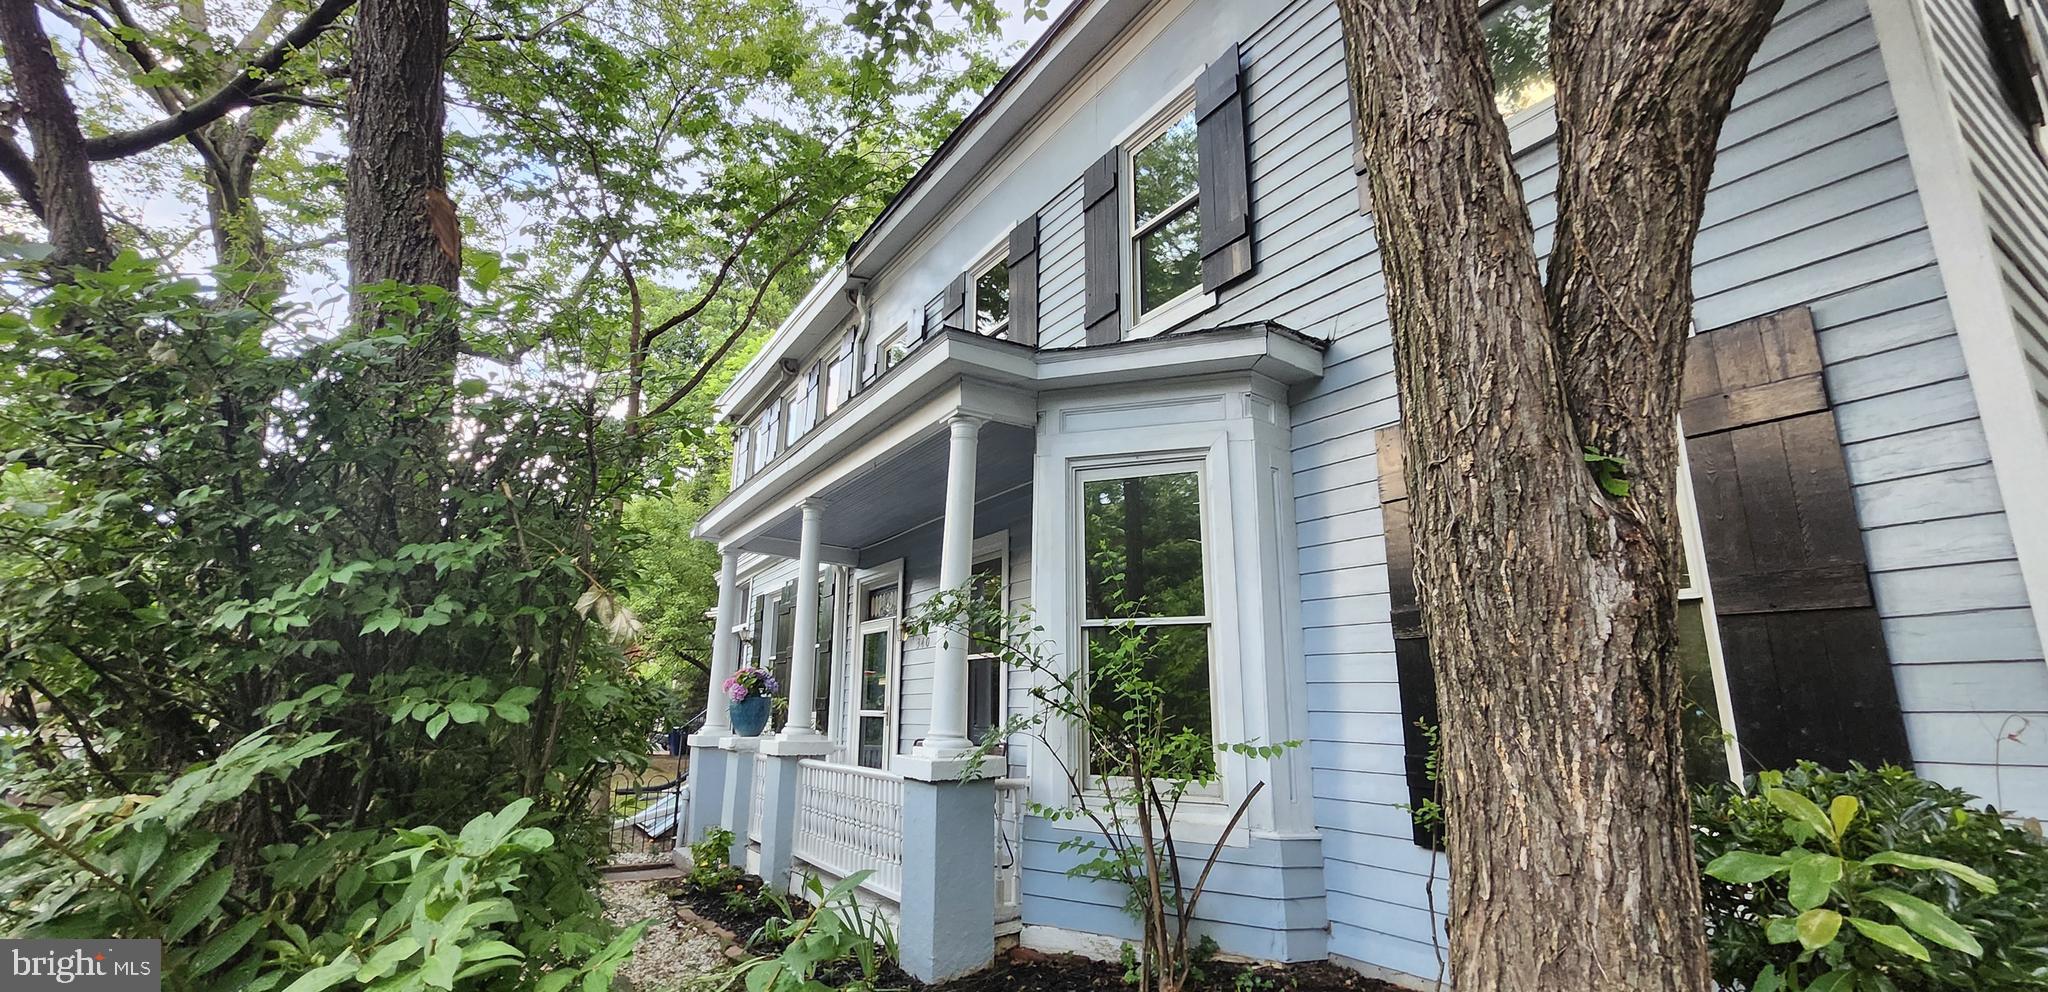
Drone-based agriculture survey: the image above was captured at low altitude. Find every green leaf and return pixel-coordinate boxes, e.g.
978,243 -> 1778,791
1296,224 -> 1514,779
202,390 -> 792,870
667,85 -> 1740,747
354,936 -> 420,982
190,914 -> 264,973
1828,795 -> 1860,838
1847,916 -> 1930,962
1752,965 -> 1783,992
1705,851 -> 1787,884
1866,887 -> 1983,956
421,943 -> 461,989
1789,853 -> 1844,911
1765,788 -> 1837,841
167,866 -> 233,941
426,711 -> 450,739
1806,970 -> 1855,992
1765,916 -> 1800,945
280,956 -> 359,992
446,702 -> 489,725
1862,851 -> 1999,894
1796,908 -> 1843,950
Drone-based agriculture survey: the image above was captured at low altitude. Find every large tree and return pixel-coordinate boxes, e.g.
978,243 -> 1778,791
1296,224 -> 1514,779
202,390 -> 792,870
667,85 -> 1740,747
1334,1 -> 1780,989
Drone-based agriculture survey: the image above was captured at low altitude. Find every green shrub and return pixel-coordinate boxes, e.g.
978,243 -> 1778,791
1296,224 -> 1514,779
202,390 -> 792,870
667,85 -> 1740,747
1696,763 -> 2048,990
700,872 -> 895,992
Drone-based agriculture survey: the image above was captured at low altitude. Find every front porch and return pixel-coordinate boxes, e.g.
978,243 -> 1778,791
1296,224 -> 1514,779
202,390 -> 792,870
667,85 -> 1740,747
684,325 -> 1329,982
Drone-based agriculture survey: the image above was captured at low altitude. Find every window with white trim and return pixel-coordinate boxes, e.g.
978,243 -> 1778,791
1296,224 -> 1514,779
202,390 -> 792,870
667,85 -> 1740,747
824,331 -> 853,417
1676,445 -> 1742,785
875,323 -> 913,376
731,428 -> 751,486
967,551 -> 1006,743
1078,464 -> 1216,779
1127,105 -> 1203,321
755,406 -> 779,472
1482,0 -> 1555,117
784,379 -> 812,446
971,255 -> 1010,339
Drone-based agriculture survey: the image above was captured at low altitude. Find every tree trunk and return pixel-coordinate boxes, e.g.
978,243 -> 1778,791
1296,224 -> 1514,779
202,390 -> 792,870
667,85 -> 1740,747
345,0 -> 458,363
0,0 -> 111,268
1332,2 -> 1778,990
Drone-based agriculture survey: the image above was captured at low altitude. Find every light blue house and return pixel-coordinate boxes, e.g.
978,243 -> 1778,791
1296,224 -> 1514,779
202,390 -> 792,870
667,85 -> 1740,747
682,0 -> 2048,984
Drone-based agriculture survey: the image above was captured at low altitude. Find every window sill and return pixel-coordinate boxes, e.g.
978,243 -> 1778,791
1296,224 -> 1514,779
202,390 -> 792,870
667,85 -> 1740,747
1127,289 -> 1216,342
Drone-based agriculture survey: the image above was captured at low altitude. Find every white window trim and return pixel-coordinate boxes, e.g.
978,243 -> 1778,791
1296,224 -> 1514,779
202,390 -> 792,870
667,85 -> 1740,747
1675,432 -> 1743,785
969,250 -> 1012,341
1478,0 -> 1560,153
874,323 -> 913,377
1071,456 -> 1228,805
1115,80 -> 1215,339
849,559 -> 906,770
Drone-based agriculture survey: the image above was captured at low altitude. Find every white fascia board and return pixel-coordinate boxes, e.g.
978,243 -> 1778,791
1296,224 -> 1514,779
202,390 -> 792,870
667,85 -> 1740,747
693,326 -> 1325,544
715,264 -> 853,422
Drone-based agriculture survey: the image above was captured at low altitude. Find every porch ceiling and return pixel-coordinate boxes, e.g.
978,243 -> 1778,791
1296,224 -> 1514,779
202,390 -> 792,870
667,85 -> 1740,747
748,421 -> 1034,552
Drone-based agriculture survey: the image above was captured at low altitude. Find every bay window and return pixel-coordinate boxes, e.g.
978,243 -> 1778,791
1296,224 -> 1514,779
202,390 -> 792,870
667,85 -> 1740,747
1078,466 -> 1215,778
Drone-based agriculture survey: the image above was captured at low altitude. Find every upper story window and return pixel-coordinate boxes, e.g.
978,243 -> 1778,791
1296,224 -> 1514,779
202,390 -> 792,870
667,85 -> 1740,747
755,405 -> 780,472
972,256 -> 1010,339
824,331 -> 853,418
1128,105 -> 1203,320
876,323 -> 913,374
1483,0 -> 1554,117
784,378 -> 813,446
732,427 -> 752,486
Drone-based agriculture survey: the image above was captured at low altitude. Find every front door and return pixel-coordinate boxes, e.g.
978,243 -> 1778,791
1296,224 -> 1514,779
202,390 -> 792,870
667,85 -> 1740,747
853,577 -> 900,769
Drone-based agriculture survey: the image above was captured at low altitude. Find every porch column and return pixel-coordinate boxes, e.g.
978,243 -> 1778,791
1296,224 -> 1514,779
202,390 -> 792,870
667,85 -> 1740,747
683,548 -> 742,847
919,413 -> 983,758
760,501 -> 835,889
705,550 -> 741,735
778,499 -> 828,740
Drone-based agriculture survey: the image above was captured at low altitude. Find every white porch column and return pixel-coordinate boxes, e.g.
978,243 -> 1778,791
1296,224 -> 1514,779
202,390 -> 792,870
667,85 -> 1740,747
920,414 -> 982,758
778,499 -> 828,740
702,549 -> 741,736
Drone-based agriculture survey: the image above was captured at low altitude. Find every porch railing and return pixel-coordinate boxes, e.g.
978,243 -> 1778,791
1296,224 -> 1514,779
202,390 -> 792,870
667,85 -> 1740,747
994,777 -> 1028,922
749,756 -> 767,844
792,759 -> 905,899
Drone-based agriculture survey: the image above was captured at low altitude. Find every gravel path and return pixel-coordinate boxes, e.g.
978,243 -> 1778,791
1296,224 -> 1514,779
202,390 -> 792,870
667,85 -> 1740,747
601,878 -> 730,992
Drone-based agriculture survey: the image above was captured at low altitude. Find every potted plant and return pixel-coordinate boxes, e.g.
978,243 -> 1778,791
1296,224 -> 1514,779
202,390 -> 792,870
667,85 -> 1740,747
724,667 -> 779,736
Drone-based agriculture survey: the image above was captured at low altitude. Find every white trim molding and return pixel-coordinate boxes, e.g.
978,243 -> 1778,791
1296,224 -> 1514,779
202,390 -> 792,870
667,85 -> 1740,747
1871,1 -> 2048,660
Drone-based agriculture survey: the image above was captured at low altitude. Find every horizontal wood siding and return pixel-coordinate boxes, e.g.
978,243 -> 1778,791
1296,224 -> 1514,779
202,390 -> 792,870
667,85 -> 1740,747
1036,181 -> 1087,349
1282,0 -> 2048,980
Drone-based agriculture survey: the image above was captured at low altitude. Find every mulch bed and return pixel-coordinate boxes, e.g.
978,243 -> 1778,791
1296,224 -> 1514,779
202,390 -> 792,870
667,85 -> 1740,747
669,871 -> 1403,992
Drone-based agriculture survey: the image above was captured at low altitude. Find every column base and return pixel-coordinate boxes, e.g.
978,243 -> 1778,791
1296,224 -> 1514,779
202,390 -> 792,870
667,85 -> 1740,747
687,730 -> 731,750
898,775 -> 998,982
682,744 -> 728,851
897,747 -> 1001,783
718,739 -> 761,866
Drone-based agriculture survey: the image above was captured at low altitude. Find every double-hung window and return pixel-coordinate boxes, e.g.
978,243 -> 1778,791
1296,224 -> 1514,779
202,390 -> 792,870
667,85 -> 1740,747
824,331 -> 853,417
755,406 -> 779,472
967,552 -> 1006,744
875,324 -> 913,376
1078,465 -> 1215,779
1128,106 -> 1203,322
971,256 -> 1010,339
732,428 -> 751,486
1675,444 -> 1741,785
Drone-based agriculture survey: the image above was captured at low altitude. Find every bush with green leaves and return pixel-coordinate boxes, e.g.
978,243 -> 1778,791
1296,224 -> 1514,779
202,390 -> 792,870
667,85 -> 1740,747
0,258 -> 660,986
701,871 -> 896,992
1696,763 -> 2048,991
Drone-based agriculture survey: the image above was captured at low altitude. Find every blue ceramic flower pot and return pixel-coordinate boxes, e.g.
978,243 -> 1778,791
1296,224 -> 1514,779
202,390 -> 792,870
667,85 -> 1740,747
729,695 -> 770,737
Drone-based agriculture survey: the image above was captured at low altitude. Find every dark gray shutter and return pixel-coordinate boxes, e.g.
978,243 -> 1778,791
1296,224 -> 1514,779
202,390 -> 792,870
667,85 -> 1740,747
920,295 -> 943,341
1681,306 -> 1911,772
1377,426 -> 1441,849
1197,43 -> 1253,292
1083,148 -> 1122,345
1008,215 -> 1040,346
942,272 -> 969,333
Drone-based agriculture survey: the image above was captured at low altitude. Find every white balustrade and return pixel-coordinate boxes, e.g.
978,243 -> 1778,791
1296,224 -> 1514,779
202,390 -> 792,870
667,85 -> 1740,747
791,759 -> 906,899
994,778 -> 1029,922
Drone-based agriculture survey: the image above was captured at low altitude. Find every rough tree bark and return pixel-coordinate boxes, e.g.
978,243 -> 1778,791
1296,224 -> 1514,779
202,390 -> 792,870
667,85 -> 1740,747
1332,2 -> 1779,990
0,0 -> 111,267
345,0 -> 459,362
